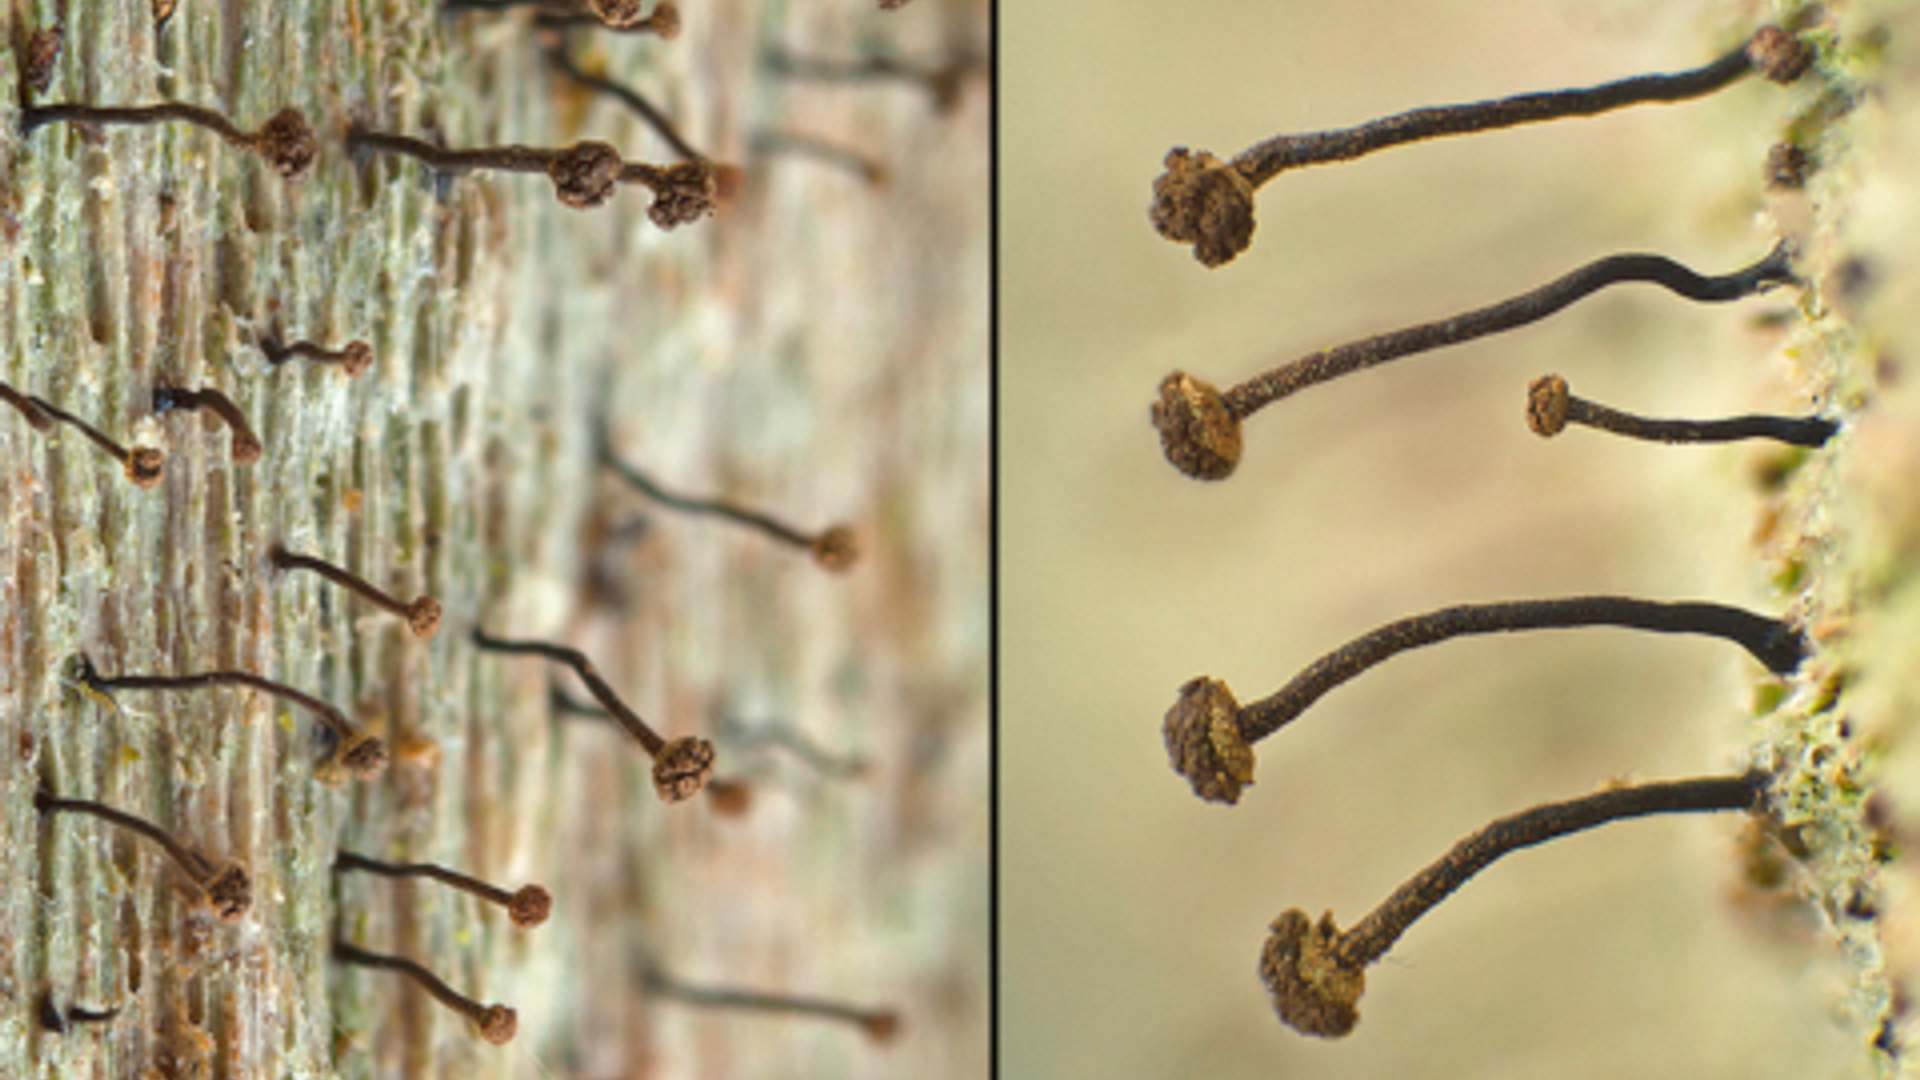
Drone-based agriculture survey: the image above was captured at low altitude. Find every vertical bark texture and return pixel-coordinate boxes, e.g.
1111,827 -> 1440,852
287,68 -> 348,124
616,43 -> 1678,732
0,0 -> 987,1078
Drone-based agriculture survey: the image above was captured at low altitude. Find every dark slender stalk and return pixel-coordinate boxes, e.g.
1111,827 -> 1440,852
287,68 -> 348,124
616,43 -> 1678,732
348,124 -> 715,224
544,43 -> 703,161
332,939 -> 517,1044
1152,242 -> 1797,480
335,850 -> 551,928
599,446 -> 858,570
1151,27 -> 1811,266
762,47 -> 974,113
34,789 -> 250,921
152,384 -> 262,465
25,395 -> 165,487
71,653 -> 387,779
270,544 -> 441,638
1163,597 -> 1804,805
260,335 -> 374,377
18,102 -> 316,179
1526,373 -> 1837,448
641,961 -> 900,1042
751,129 -> 887,187
471,628 -> 714,802
0,379 -> 53,431
1261,772 -> 1765,1037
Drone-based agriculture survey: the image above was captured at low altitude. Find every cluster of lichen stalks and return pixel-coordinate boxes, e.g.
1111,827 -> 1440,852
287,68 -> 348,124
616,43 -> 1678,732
5,0 -> 918,1063
1145,19 -> 1849,1044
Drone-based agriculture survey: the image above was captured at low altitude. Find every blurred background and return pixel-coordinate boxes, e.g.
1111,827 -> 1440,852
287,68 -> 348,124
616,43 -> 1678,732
1002,0 -> 1863,1075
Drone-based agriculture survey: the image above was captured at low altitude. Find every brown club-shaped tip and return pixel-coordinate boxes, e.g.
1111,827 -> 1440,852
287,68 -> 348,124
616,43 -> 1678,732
230,431 -> 264,466
1261,909 -> 1365,1038
1748,26 -> 1813,84
862,1011 -> 903,1043
508,885 -> 553,929
645,159 -> 718,229
811,526 -> 859,571
548,141 -> 623,209
652,735 -> 717,802
476,1004 -> 518,1044
1526,374 -> 1570,437
255,107 -> 317,180
340,341 -> 375,377
1163,676 -> 1256,805
646,1 -> 680,39
706,778 -> 754,817
1150,148 -> 1257,268
126,447 -> 166,488
338,733 -> 390,780
1152,371 -> 1242,480
205,864 -> 252,922
405,596 -> 443,639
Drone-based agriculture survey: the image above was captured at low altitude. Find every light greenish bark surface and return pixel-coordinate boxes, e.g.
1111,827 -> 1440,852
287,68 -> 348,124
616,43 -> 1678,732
0,1 -> 987,1078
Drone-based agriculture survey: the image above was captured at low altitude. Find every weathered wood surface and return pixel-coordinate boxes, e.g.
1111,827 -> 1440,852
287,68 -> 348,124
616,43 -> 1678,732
0,1 -> 987,1077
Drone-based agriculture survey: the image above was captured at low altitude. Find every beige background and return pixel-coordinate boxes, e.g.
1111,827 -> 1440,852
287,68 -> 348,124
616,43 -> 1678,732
1002,0 -> 1857,1075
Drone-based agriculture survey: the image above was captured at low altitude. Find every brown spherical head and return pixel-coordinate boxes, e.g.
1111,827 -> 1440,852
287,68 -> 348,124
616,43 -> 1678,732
1525,374 -> 1570,438
338,733 -> 390,780
590,0 -> 647,26
810,525 -> 859,571
230,431 -> 264,466
643,160 -> 718,230
255,107 -> 317,181
205,864 -> 253,922
340,340 -> 375,377
476,1004 -> 518,1044
548,141 -> 623,210
1261,908 -> 1365,1038
1163,676 -> 1256,805
652,735 -> 716,803
508,884 -> 554,929
1150,147 -> 1257,268
1152,371 -> 1242,480
126,447 -> 166,488
405,595 -> 443,639
1748,26 -> 1812,84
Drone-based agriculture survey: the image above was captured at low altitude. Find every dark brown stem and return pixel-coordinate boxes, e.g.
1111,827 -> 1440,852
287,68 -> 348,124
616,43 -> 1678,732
25,395 -> 165,487
543,43 -> 704,161
39,991 -> 121,1034
18,102 -> 316,179
1261,772 -> 1765,1037
762,47 -> 976,113
70,653 -> 387,780
1163,598 -> 1804,805
751,129 -> 887,187
348,124 -> 716,224
332,939 -> 518,1044
269,544 -> 441,638
599,446 -> 858,571
471,628 -> 714,802
1151,27 -> 1811,267
335,850 -> 551,928
641,960 -> 900,1042
260,335 -> 374,377
1152,242 -> 1797,480
0,379 -> 53,431
33,789 -> 251,921
1526,373 -> 1837,448
151,384 -> 262,465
